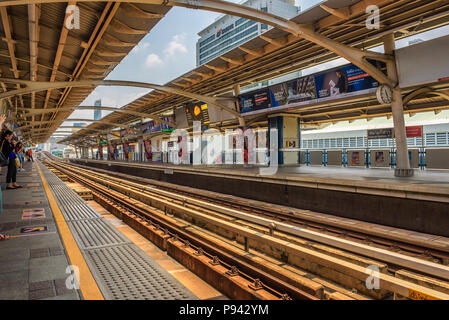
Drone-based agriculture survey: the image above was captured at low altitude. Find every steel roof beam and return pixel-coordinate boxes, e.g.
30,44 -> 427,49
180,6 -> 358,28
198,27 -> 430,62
0,78 -> 242,118
0,0 -> 394,86
16,105 -> 176,127
17,118 -> 131,130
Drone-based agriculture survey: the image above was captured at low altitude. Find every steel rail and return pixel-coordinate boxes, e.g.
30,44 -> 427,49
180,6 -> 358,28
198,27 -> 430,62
60,158 -> 449,282
42,155 -> 449,300
43,157 -> 317,300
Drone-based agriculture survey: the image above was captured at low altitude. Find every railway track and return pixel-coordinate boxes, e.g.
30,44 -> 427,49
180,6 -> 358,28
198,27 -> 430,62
42,154 -> 449,300
63,159 -> 449,267
69,159 -> 449,262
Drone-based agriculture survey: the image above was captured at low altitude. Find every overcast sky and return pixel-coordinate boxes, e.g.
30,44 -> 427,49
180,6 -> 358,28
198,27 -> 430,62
58,1 -> 449,135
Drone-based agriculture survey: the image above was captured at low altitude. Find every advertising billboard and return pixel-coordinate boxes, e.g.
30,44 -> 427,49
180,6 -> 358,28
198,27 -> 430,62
161,116 -> 175,132
142,116 -> 174,134
272,75 -> 317,106
239,62 -> 383,115
185,102 -> 210,125
314,64 -> 380,99
239,88 -> 270,113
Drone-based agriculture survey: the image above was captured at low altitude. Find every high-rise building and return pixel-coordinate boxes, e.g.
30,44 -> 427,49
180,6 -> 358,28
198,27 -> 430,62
196,0 -> 299,66
94,99 -> 102,120
72,122 -> 87,133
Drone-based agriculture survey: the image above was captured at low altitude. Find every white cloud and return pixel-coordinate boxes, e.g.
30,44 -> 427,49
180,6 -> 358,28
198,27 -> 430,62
164,34 -> 188,57
145,53 -> 163,68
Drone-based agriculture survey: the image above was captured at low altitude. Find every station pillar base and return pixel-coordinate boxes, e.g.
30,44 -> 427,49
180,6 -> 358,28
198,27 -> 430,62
394,168 -> 414,177
268,114 -> 301,165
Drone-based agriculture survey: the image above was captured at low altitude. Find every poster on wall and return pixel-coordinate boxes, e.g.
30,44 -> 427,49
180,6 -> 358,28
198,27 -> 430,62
314,63 -> 381,99
351,152 -> 360,165
144,140 -> 152,160
98,144 -> 103,160
108,144 -> 115,160
152,152 -> 162,162
123,143 -> 129,160
375,151 -> 385,166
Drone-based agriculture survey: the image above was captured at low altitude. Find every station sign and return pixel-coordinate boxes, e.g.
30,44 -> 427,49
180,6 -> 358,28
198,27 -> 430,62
406,126 -> 423,138
367,128 -> 394,140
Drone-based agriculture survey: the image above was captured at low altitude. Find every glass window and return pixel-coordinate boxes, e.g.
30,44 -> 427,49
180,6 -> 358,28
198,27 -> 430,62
336,138 -> 342,148
199,20 -> 257,54
199,25 -> 258,64
318,139 -> 324,148
436,132 -> 447,145
199,34 -> 215,47
349,137 -> 356,148
356,137 -> 364,148
425,133 -> 436,146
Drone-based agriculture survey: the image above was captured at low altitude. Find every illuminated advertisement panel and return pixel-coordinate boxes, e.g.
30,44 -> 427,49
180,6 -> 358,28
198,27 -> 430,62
185,102 -> 210,125
314,63 -> 380,99
239,61 -> 384,114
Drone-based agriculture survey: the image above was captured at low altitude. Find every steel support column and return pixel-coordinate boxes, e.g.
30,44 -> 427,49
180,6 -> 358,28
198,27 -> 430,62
383,34 -> 413,177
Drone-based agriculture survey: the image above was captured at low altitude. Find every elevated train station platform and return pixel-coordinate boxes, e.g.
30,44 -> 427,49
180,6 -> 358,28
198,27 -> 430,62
70,158 -> 449,237
0,160 -> 208,300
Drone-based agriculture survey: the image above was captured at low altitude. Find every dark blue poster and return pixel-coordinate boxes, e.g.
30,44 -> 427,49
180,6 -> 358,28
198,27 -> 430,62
161,116 -> 174,132
314,64 -> 380,99
142,120 -> 161,134
239,88 -> 270,113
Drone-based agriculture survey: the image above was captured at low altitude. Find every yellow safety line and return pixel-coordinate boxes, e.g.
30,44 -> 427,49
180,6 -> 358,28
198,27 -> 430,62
36,162 -> 104,300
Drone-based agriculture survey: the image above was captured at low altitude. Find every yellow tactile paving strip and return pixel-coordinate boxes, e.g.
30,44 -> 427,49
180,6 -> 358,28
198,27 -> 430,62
36,163 -> 104,300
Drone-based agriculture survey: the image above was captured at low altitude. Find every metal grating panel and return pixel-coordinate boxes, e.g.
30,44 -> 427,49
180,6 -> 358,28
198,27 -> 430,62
38,162 -> 197,300
85,244 -> 196,300
69,219 -> 130,249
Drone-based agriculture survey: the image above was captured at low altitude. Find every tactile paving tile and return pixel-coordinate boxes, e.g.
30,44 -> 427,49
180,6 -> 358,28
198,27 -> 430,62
68,218 -> 130,249
43,175 -> 100,221
38,161 -> 196,300
85,244 -> 196,300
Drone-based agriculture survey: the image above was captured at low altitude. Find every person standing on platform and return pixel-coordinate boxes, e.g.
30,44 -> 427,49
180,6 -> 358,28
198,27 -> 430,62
27,149 -> 34,162
0,114 -> 9,240
15,142 -> 25,172
1,130 -> 22,190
